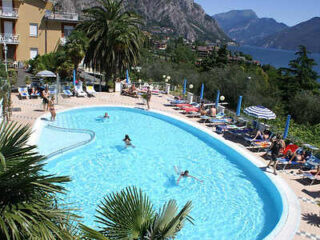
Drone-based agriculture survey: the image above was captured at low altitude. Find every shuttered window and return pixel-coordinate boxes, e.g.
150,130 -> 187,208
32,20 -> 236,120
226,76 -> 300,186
29,23 -> 38,37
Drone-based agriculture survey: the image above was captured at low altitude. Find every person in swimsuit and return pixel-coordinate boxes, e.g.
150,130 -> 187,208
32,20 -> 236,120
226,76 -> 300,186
104,112 -> 110,118
123,134 -> 135,148
174,166 -> 203,185
48,96 -> 56,121
266,135 -> 283,175
42,87 -> 49,111
146,87 -> 151,110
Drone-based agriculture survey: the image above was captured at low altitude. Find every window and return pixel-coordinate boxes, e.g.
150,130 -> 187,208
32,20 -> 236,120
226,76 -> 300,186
63,25 -> 74,38
30,48 -> 38,59
29,23 -> 38,37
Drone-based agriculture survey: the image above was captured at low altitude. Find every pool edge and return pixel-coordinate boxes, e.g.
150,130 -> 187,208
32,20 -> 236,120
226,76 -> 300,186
30,105 -> 300,240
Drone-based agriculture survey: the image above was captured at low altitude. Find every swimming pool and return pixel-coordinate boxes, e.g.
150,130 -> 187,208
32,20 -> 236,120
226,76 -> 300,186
35,106 -> 286,240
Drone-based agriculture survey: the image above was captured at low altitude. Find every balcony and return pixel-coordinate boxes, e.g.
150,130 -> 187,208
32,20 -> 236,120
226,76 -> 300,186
0,34 -> 20,44
45,10 -> 79,23
0,7 -> 18,19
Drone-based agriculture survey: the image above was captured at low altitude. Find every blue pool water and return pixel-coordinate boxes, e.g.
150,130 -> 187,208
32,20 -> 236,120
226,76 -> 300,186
37,107 -> 283,240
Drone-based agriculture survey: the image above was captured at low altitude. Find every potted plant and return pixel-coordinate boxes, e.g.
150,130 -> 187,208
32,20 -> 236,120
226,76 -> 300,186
107,80 -> 115,92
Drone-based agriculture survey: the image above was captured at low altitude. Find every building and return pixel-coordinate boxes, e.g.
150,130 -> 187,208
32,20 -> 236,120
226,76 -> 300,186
0,0 -> 79,64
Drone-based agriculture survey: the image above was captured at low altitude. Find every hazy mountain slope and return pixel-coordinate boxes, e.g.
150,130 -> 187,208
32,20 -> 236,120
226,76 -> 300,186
213,10 -> 288,45
256,17 -> 320,53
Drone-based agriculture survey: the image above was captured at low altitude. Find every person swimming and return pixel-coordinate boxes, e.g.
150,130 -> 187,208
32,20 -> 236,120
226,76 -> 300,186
123,134 -> 135,148
174,166 -> 203,185
104,112 -> 110,118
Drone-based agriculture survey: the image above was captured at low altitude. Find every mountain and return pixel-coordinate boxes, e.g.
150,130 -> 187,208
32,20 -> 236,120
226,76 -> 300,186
57,0 -> 230,43
256,17 -> 320,53
213,10 -> 288,45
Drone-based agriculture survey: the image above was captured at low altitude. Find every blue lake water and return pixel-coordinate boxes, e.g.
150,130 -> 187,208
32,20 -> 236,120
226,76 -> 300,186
229,45 -> 320,79
37,107 -> 284,240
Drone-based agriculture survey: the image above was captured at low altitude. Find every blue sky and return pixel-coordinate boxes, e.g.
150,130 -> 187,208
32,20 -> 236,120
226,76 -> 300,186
195,0 -> 320,26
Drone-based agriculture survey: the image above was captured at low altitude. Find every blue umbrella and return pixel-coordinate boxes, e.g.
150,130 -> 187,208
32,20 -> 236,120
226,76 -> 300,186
200,83 -> 204,100
283,115 -> 291,139
236,96 -> 243,116
215,90 -> 220,108
73,69 -> 76,86
244,105 -> 276,120
183,79 -> 187,95
126,69 -> 130,84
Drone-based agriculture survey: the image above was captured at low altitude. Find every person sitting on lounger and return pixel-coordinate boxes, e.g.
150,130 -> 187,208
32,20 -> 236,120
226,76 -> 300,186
123,134 -> 135,148
209,107 -> 216,117
199,103 -> 207,116
174,166 -> 203,184
288,150 -> 307,164
252,129 -> 271,141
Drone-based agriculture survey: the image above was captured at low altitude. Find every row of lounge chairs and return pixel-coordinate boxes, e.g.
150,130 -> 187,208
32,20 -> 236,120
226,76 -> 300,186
164,97 -> 320,185
18,85 -> 97,100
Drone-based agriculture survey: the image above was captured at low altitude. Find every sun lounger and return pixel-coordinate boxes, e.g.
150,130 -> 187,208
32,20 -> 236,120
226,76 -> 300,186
63,86 -> 73,97
30,89 -> 40,99
302,172 -> 320,185
48,86 -> 56,96
86,85 -> 96,97
18,87 -> 29,99
75,84 -> 87,97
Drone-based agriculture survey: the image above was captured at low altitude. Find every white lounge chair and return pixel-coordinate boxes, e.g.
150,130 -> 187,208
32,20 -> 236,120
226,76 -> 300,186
48,86 -> 56,96
86,85 -> 96,97
18,87 -> 29,99
75,84 -> 87,97
62,86 -> 73,97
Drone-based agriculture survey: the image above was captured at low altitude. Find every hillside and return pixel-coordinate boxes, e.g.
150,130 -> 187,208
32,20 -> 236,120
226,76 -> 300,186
57,0 -> 230,43
256,17 -> 320,53
213,10 -> 288,45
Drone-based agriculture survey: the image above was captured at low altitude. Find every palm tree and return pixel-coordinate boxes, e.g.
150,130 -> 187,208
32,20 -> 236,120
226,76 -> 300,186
77,0 -> 143,85
65,30 -> 88,81
80,186 -> 193,240
0,122 -> 78,239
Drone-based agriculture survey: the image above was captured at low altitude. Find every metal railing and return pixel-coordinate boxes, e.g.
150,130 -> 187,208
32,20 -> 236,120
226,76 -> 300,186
45,11 -> 79,21
0,34 -> 19,44
0,7 -> 18,18
46,124 -> 95,159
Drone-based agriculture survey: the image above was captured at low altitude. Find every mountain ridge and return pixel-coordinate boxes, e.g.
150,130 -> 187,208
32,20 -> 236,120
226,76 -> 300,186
56,0 -> 231,43
213,10 -> 288,45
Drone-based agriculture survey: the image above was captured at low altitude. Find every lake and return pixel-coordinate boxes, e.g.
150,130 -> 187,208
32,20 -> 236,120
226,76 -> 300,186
228,45 -> 320,78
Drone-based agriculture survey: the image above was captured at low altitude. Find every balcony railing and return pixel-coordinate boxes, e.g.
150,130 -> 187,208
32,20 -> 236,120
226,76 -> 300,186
45,10 -> 79,22
0,7 -> 18,18
0,34 -> 20,44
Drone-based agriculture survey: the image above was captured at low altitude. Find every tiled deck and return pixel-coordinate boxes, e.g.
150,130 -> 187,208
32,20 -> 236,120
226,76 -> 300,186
10,92 -> 320,240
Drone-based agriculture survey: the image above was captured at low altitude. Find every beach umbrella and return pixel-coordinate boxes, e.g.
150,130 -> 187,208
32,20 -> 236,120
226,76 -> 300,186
215,90 -> 220,109
236,96 -> 243,116
244,105 -> 276,120
200,83 -> 204,100
36,70 -> 56,78
183,79 -> 187,95
73,69 -> 76,86
126,69 -> 130,84
283,115 -> 291,139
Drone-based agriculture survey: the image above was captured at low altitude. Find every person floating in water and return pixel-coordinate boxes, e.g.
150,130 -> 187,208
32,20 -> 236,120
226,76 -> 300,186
104,112 -> 110,118
174,166 -> 203,185
123,134 -> 135,148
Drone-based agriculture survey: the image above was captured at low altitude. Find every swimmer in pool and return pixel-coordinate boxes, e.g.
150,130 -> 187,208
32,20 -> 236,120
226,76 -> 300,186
104,112 -> 110,118
174,166 -> 203,185
123,134 -> 135,148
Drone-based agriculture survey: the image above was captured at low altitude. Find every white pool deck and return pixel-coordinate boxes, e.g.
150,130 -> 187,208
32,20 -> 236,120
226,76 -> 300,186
10,92 -> 320,240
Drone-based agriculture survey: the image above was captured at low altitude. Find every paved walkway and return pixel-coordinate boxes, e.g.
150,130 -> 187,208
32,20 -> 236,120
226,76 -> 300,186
10,92 -> 320,240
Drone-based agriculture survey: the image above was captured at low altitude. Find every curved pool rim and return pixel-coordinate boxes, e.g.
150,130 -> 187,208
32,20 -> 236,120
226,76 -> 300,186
30,105 -> 300,240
